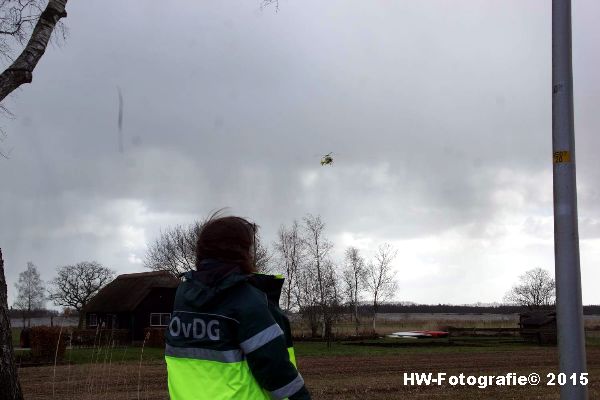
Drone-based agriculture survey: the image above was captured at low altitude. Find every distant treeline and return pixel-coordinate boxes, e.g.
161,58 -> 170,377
8,308 -> 64,319
351,303 -> 600,315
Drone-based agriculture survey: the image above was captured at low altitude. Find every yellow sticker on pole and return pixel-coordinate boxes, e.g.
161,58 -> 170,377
553,151 -> 571,163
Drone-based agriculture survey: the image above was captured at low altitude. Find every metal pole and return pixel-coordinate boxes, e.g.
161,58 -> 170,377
552,1 -> 588,399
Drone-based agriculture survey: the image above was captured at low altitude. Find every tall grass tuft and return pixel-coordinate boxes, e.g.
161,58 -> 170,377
52,324 -> 64,398
105,339 -> 116,399
66,332 -> 73,399
137,330 -> 151,400
87,322 -> 104,395
120,346 -> 129,393
99,330 -> 112,395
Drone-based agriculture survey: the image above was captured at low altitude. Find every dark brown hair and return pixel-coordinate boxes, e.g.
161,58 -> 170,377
195,210 -> 257,273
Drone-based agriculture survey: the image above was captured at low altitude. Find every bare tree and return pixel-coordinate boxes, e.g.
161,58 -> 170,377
273,220 -> 304,311
1,248 -> 23,400
342,246 -> 366,335
301,214 -> 339,340
12,261 -> 44,327
295,266 -> 320,337
294,259 -> 340,342
48,261 -> 114,328
145,218 -> 272,275
320,259 -> 342,347
0,0 -> 68,102
144,221 -> 204,276
366,243 -> 398,333
254,232 -> 273,274
504,267 -> 555,310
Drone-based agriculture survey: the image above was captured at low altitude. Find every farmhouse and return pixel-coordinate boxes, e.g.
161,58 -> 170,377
84,271 -> 180,341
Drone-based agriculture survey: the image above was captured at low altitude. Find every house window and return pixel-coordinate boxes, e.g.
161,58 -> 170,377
89,314 -> 98,327
150,313 -> 170,327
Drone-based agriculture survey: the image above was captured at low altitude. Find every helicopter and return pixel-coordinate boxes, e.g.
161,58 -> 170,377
320,152 -> 334,166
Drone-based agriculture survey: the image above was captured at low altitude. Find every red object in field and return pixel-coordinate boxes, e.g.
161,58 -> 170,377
414,330 -> 449,338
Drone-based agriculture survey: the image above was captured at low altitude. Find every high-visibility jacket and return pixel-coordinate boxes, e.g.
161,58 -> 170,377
165,259 -> 311,400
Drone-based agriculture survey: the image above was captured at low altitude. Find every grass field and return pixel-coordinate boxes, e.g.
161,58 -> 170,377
292,313 -> 600,337
12,315 -> 600,399
16,338 -> 600,399
292,316 -> 521,337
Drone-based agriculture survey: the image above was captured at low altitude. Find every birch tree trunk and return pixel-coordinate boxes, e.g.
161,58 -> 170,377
1,2 -> 68,396
0,0 -> 68,102
354,302 -> 359,335
0,248 -> 23,400
372,301 -> 377,333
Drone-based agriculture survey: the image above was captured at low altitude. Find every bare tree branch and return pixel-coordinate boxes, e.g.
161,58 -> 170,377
0,0 -> 67,102
144,221 -> 206,276
254,232 -> 273,274
261,0 -> 279,12
0,101 -> 14,157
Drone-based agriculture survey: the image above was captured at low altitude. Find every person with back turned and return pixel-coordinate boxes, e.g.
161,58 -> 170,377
165,211 -> 311,400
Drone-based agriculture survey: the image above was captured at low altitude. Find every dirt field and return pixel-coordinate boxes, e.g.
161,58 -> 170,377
18,345 -> 600,399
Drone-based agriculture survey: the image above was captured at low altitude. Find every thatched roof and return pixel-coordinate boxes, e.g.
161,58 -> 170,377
85,271 -> 180,313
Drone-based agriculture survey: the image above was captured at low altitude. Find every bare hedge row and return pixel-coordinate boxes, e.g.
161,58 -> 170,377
20,326 -> 168,362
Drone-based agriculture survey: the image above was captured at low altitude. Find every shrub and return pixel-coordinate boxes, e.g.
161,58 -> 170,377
20,327 -> 31,348
30,326 -> 67,361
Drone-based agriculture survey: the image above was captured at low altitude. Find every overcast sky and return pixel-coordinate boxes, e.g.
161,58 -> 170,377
1,0 -> 599,307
